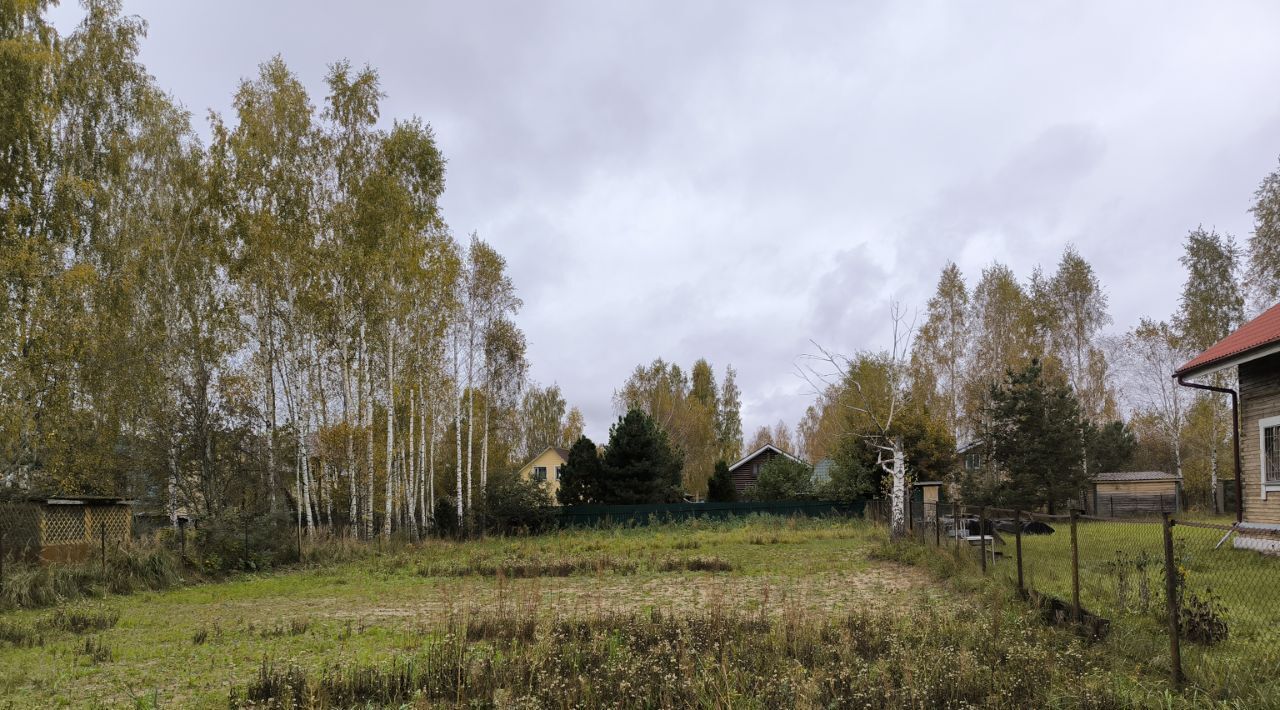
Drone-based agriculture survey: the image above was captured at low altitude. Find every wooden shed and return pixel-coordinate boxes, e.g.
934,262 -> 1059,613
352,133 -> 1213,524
0,496 -> 133,563
1089,472 -> 1181,517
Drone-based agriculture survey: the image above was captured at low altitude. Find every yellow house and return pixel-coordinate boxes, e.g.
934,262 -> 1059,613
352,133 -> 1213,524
518,446 -> 570,503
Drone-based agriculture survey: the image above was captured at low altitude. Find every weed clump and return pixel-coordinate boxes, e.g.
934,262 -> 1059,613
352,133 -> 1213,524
232,605 -> 1123,709
656,556 -> 734,573
0,619 -> 42,648
38,604 -> 120,634
80,635 -> 113,664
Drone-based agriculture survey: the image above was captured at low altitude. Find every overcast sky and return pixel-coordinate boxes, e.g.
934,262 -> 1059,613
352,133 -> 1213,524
50,1 -> 1280,443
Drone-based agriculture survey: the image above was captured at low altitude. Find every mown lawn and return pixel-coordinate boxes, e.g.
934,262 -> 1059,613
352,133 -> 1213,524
0,517 -> 939,708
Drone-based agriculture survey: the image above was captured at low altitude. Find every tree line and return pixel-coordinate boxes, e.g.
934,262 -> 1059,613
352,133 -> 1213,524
794,159 -> 1279,523
0,0 -> 582,540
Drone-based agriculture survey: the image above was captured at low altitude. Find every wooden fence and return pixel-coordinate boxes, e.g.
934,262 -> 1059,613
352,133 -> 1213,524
1092,493 -> 1179,518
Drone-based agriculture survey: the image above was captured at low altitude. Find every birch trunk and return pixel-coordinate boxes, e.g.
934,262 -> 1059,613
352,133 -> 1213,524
384,332 -> 395,540
363,328 -> 375,540
168,442 -> 179,529
466,368 -> 474,512
1210,406 -> 1221,514
342,348 -> 357,537
428,392 -> 437,530
418,383 -> 427,532
455,337 -> 465,525
481,404 -> 489,497
407,390 -> 417,540
263,301 -> 278,510
889,439 -> 907,539
301,433 -> 315,538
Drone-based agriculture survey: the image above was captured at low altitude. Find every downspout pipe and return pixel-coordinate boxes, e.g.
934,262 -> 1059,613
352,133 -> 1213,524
1175,375 -> 1243,523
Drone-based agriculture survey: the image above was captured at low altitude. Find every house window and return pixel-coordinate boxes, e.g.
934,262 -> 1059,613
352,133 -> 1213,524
554,465 -> 562,481
965,453 -> 982,472
1264,417 -> 1280,484
533,466 -> 547,482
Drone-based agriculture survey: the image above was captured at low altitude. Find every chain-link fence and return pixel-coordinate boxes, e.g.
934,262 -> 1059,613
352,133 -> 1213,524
879,498 -> 1280,695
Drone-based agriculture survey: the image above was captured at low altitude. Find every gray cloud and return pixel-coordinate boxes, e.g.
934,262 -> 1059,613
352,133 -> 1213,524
50,0 -> 1280,442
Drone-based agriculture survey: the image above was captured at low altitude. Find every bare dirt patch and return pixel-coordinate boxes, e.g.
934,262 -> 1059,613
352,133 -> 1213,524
330,561 -> 936,628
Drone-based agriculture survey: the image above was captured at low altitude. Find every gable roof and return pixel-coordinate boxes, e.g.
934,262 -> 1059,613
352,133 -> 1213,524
1175,302 -> 1280,378
520,445 -> 570,471
1092,471 -> 1181,483
727,443 -> 805,472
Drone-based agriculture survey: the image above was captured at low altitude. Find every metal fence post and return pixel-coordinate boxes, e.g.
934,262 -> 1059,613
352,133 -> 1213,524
1069,510 -> 1080,624
934,503 -> 941,547
1162,512 -> 1183,688
979,507 -> 988,573
1014,510 -> 1024,595
243,511 -> 250,570
0,529 -> 5,595
952,502 -> 960,552
100,522 -> 107,576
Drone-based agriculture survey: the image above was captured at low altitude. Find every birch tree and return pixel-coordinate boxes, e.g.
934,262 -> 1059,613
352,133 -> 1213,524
911,262 -> 969,442
1176,228 -> 1244,513
1118,320 -> 1192,481
800,304 -> 916,538
1248,158 -> 1280,313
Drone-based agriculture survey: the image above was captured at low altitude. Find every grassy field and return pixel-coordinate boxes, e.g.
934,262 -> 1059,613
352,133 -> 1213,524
0,515 -> 1258,708
0,518 -> 935,707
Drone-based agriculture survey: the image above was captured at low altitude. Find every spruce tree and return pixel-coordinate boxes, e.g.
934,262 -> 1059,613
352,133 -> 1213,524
601,409 -> 684,503
983,360 -> 1087,513
557,435 -> 603,505
706,460 -> 736,502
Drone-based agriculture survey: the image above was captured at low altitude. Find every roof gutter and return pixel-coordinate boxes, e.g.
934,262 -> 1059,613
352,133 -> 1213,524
1175,375 -> 1243,523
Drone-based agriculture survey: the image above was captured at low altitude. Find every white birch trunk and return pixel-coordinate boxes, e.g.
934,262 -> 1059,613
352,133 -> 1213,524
418,383 -> 427,532
168,442 -> 179,529
481,403 -> 490,498
407,390 -> 417,540
1209,405 -> 1221,514
455,336 -> 464,525
363,329 -> 375,540
466,359 -> 474,512
302,435 -> 316,538
889,439 -> 907,539
341,348 -> 357,538
384,333 -> 395,540
428,392 -> 437,530
263,303 -> 278,510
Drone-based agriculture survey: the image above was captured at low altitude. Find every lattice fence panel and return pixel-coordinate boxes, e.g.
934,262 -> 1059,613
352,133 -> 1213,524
87,505 -> 131,542
43,505 -> 86,544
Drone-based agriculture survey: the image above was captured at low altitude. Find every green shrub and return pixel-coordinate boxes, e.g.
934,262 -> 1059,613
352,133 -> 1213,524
745,456 -> 813,501
480,472 -> 555,535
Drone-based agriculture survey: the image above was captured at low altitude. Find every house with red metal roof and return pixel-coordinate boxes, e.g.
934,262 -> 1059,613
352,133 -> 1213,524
1175,302 -> 1280,549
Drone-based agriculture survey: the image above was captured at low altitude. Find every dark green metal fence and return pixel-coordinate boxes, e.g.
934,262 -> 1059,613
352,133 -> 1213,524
557,500 -> 866,526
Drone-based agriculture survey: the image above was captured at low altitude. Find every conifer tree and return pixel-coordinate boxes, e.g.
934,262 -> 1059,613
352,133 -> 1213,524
600,409 -> 683,504
557,435 -> 603,505
982,360 -> 1087,514
706,460 -> 737,502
